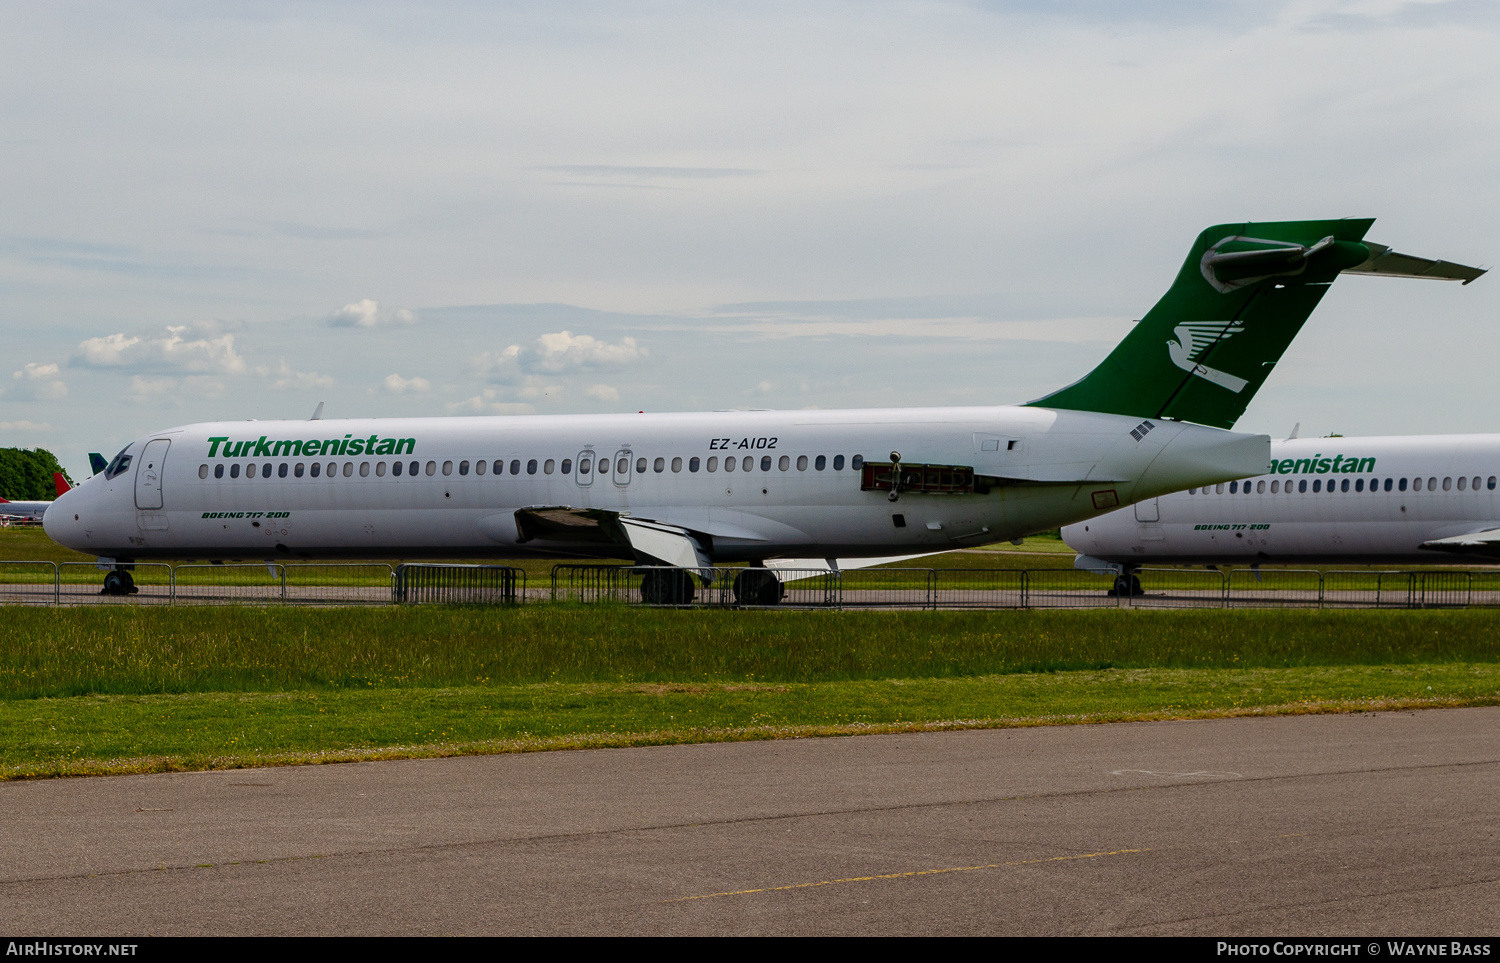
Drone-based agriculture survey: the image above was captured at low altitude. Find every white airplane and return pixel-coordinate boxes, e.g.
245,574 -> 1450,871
0,473 -> 73,524
1066,433 -> 1500,593
44,218 -> 1484,599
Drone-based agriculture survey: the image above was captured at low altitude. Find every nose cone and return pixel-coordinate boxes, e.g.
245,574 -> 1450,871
43,486 -> 85,551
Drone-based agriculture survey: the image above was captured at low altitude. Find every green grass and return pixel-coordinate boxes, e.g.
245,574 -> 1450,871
1,606 -> 1499,779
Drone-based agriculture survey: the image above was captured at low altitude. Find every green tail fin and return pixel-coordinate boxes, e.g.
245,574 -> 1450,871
1030,218 -> 1380,429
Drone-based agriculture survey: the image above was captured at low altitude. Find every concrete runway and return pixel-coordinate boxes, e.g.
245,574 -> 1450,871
3,707 -> 1498,935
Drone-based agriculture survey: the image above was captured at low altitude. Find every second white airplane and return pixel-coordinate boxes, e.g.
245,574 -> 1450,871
45,218 -> 1483,601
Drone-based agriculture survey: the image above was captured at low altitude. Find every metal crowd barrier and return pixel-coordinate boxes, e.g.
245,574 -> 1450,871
5,560 -> 1500,608
393,564 -> 524,604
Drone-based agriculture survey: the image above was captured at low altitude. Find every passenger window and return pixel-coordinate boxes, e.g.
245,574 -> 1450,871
310,463 -> 320,478
1490,476 -> 1497,490
706,457 -> 717,472
1269,481 -> 1278,493
343,462 -> 353,477
296,463 -> 306,478
1355,478 -> 1364,492
393,461 -> 402,476
359,462 -> 370,477
797,455 -> 807,471
1429,476 -> 1437,490
654,457 -> 665,473
1340,478 -> 1349,492
459,461 -> 470,476
688,457 -> 699,472
1313,479 -> 1322,493
1298,480 -> 1307,493
426,461 -> 437,476
816,455 -> 826,471
833,455 -> 845,470
493,460 -> 503,475
475,460 -> 486,476
199,464 -> 208,479
443,461 -> 454,476
1399,478 -> 1408,491
545,459 -> 555,474
671,457 -> 682,472
1458,476 -> 1467,491
579,458 -> 591,474
1256,480 -> 1265,493
375,462 -> 386,477
742,456 -> 753,472
511,460 -> 521,475
778,455 -> 789,471
852,455 -> 864,470
1230,481 -> 1238,494
562,458 -> 573,474
214,464 -> 224,479
247,463 -> 257,479
231,464 -> 241,478
761,456 -> 772,471
1383,478 -> 1392,491
1414,478 -> 1423,492
1443,477 -> 1452,491
725,456 -> 736,472
1215,483 -> 1224,494
528,459 -> 538,475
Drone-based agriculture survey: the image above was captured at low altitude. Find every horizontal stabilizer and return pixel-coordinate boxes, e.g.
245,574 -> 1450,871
1344,243 -> 1486,284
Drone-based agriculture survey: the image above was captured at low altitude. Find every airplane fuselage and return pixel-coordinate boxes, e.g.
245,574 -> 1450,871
46,405 -> 1267,564
1064,434 -> 1500,566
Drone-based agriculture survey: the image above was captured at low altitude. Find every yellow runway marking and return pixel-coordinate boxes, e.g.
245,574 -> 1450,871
666,847 -> 1149,903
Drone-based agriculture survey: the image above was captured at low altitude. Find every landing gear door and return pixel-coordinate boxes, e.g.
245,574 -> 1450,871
134,439 -> 170,510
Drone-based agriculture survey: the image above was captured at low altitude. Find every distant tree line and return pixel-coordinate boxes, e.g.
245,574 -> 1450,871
0,448 -> 73,500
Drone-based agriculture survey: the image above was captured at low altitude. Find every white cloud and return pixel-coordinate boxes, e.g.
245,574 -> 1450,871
585,384 -> 620,402
447,390 -> 536,415
270,360 -> 335,390
10,362 -> 68,400
327,299 -> 417,328
73,324 -> 246,374
125,375 -> 226,404
479,331 -> 647,381
382,373 -> 431,394
0,420 -> 54,431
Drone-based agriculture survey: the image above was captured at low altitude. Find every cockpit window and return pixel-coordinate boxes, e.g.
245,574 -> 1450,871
104,446 -> 133,480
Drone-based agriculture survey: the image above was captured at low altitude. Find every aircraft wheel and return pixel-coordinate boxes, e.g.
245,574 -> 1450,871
733,568 -> 783,606
640,569 -> 696,606
101,571 -> 126,596
1107,573 -> 1143,597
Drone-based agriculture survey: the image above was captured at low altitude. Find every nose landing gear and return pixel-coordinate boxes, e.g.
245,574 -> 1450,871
1106,567 -> 1143,598
101,569 -> 138,596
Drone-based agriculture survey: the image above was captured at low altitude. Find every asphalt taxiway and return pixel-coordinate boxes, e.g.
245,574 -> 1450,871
3,707 -> 1497,935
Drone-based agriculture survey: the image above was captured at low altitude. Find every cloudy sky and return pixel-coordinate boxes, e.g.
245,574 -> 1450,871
3,1 -> 1497,478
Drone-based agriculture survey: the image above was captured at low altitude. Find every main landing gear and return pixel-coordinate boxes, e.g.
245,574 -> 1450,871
733,567 -> 783,606
639,568 -> 697,606
101,568 -> 139,596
